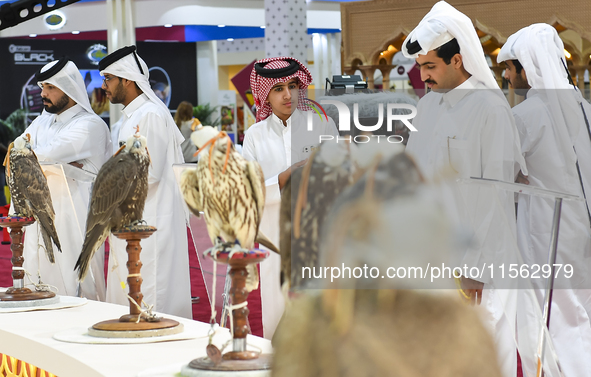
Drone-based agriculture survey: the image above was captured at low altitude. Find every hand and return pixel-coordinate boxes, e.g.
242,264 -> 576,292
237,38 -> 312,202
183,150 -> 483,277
69,161 -> 83,169
460,276 -> 484,306
516,170 -> 529,185
278,159 -> 308,190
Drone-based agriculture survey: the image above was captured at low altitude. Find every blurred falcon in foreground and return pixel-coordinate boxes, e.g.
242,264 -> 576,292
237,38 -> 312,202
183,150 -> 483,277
75,134 -> 150,281
4,134 -> 61,263
180,125 -> 278,291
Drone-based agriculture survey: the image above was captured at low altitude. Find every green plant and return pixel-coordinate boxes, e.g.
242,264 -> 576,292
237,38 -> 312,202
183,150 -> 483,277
0,109 -> 26,141
193,103 -> 221,128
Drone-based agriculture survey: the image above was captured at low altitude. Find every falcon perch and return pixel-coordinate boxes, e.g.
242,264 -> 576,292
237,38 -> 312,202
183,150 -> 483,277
75,134 -> 150,281
4,134 -> 61,263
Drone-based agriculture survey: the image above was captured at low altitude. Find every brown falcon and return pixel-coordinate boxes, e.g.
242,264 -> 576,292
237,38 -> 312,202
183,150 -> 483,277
280,141 -> 355,292
4,134 -> 61,263
180,125 -> 278,291
75,134 -> 150,281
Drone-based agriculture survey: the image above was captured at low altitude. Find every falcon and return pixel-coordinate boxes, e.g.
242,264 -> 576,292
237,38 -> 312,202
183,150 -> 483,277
75,134 -> 150,281
280,141 -> 355,292
4,134 -> 61,263
180,125 -> 278,291
280,141 -> 408,292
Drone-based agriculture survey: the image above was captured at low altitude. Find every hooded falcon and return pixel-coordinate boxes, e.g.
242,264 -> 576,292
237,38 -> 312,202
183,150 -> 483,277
4,134 -> 61,263
180,125 -> 279,291
75,134 -> 150,281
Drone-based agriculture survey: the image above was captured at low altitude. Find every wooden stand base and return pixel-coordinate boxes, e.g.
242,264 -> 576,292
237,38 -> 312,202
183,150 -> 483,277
0,289 -> 56,302
88,318 -> 183,338
88,224 -> 184,339
0,216 -> 58,308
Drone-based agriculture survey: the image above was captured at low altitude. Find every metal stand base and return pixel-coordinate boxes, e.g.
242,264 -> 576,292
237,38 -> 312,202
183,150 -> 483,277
181,354 -> 272,376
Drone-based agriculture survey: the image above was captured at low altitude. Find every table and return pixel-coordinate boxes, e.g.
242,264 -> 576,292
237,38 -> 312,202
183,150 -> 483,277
0,299 -> 272,376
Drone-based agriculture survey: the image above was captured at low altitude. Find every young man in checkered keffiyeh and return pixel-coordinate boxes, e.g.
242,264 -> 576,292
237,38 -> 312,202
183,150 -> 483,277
242,56 -> 339,339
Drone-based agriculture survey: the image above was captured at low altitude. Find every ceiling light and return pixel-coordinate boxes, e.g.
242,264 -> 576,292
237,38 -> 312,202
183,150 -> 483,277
29,34 -> 37,37
564,49 -> 571,59
72,30 -> 80,34
164,24 -> 172,28
260,26 -> 265,29
227,38 -> 234,41
218,25 -> 225,28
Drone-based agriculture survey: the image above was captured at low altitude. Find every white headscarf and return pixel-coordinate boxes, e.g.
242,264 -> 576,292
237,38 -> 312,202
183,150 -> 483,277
498,23 -> 591,218
99,47 -> 184,146
37,60 -> 94,115
402,1 -> 498,90
497,23 -> 571,89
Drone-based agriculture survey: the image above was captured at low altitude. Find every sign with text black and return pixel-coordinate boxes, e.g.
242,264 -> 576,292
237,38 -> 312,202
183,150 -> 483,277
0,39 -> 197,124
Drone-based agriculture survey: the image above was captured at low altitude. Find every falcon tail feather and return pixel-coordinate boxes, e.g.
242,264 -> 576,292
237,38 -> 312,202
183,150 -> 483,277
39,226 -> 55,264
35,211 -> 61,259
256,231 -> 279,254
245,264 -> 259,292
76,225 -> 109,281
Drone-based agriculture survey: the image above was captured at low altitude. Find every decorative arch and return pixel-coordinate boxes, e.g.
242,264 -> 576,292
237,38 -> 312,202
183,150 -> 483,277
562,41 -> 582,64
549,15 -> 591,45
368,27 -> 410,65
474,20 -> 507,45
343,52 -> 368,69
343,57 -> 364,75
474,20 -> 506,66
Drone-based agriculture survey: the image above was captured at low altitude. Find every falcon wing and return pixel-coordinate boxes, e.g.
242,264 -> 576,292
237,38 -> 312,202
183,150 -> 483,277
76,153 -> 138,280
86,153 -> 139,227
180,168 -> 203,217
13,155 -> 61,261
245,160 -> 265,227
245,160 -> 279,253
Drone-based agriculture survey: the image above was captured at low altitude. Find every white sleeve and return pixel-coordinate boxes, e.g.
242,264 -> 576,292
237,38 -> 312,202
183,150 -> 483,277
33,118 -> 109,165
243,129 -> 281,204
138,112 -> 169,185
460,106 -> 522,284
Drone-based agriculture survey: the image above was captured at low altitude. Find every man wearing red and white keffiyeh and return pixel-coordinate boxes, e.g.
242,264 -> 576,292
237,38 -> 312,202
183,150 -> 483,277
243,56 -> 338,339
250,57 -> 313,123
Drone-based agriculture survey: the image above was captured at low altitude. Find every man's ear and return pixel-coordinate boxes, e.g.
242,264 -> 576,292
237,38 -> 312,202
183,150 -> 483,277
451,53 -> 463,70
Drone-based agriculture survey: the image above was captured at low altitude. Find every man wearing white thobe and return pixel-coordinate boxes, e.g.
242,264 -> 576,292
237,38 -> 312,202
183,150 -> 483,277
498,23 -> 591,377
402,2 -> 528,376
243,56 -> 339,338
99,46 -> 191,318
22,58 -> 112,300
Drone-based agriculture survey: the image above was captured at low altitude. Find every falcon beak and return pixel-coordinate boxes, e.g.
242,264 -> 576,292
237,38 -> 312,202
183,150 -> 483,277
146,147 -> 152,166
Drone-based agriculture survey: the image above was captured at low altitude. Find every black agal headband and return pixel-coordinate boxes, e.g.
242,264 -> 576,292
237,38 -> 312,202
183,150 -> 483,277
98,45 -> 144,75
254,59 -> 299,78
35,56 -> 69,82
405,40 -> 423,55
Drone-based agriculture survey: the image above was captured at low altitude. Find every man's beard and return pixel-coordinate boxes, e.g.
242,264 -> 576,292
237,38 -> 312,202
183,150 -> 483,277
510,76 -> 530,95
110,81 -> 126,104
43,93 -> 70,114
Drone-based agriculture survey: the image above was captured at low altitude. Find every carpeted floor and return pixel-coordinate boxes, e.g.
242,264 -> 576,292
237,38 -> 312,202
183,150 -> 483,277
0,226 -> 264,338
